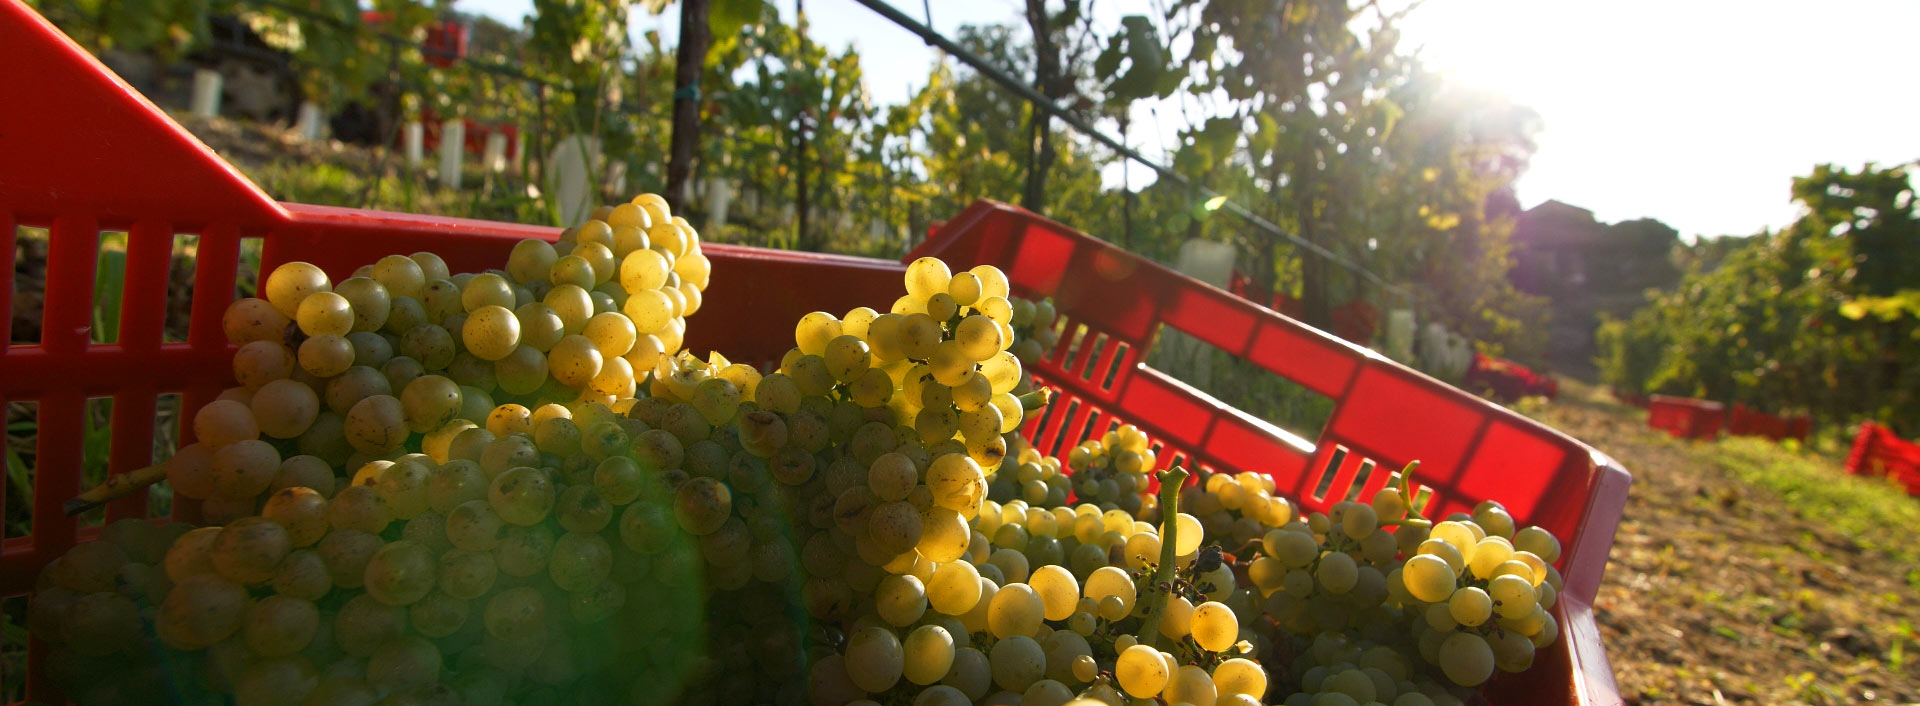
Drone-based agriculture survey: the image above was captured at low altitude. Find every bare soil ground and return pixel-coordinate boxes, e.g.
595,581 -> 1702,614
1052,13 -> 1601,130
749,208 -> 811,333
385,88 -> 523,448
1528,383 -> 1920,706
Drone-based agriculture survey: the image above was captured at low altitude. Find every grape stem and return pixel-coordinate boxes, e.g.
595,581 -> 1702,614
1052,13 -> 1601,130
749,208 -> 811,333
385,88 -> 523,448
62,463 -> 165,516
1394,460 -> 1425,522
1138,465 -> 1190,649
1017,388 -> 1054,411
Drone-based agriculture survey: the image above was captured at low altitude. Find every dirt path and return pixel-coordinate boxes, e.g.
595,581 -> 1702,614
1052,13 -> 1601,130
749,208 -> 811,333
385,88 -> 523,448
1528,383 -> 1920,706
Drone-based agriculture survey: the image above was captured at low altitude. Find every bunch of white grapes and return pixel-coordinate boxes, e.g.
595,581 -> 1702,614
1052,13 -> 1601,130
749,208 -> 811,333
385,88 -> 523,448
1063,429 -> 1157,515
27,226 -> 1577,706
810,461 -> 1284,706
1222,474 -> 1566,706
28,193 -> 718,706
1004,296 -> 1059,387
1391,503 -> 1564,690
986,446 -> 1070,508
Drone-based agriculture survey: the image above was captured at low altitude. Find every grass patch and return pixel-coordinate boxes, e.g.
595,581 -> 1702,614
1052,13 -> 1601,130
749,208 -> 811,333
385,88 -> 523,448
1693,436 -> 1920,564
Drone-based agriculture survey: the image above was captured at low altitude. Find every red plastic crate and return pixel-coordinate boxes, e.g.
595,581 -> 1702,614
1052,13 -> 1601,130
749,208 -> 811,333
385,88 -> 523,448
1647,395 -> 1726,441
910,209 -> 1628,705
414,109 -> 522,161
1464,351 -> 1559,404
1846,423 -> 1920,495
1726,403 -> 1810,443
0,3 -> 1629,705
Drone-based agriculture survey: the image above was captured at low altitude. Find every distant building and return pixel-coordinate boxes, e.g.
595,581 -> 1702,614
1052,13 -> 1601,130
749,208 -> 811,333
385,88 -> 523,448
1510,200 -> 1681,379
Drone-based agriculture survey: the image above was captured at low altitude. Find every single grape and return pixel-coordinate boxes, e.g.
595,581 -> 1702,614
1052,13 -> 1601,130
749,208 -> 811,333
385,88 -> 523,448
329,595 -> 406,661
1028,565 -> 1080,621
427,287 -> 468,330
483,586 -> 547,642
409,590 -> 471,639
57,592 -> 140,656
194,399 -> 259,448
1159,594 -> 1195,640
546,284 -> 597,335
549,334 -> 604,388
1469,536 -> 1517,580
1489,574 -> 1538,619
1110,643 -> 1169,698
533,416 -> 583,457
457,272 -> 512,313
264,261 -> 332,318
1191,600 -> 1239,652
515,302 -> 566,352
1513,525 -> 1562,563
326,485 -> 391,534
224,297 -> 291,345
446,500 -> 507,551
398,324 -> 456,370
1438,631 -> 1496,687
156,573 -> 248,649
234,340 -> 297,391
871,500 -> 925,555
926,454 -> 985,518
344,394 -> 407,454
210,516 -> 291,584
903,257 -> 953,299
359,537 -> 437,602
243,595 -> 319,656
1164,665 -> 1217,706
261,487 -> 329,547
325,365 -> 390,416
690,377 -> 741,425
1172,512 -> 1204,555
986,582 -> 1045,638
208,439 -> 280,499
373,457 -> 432,519
479,435 -> 540,477
1402,554 -> 1457,603
555,485 -> 614,534
271,549 -> 331,600
488,466 -> 556,526
549,531 -> 614,593
296,291 -> 354,337
673,477 -> 732,535
508,239 -> 559,283
901,624 -> 956,686
619,248 -> 671,294
461,305 -> 521,361
334,277 -> 392,332
926,558 -> 984,616
376,306 -> 427,356
876,573 -> 929,626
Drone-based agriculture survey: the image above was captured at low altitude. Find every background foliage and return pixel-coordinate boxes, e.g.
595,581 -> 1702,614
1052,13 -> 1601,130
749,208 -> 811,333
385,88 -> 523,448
1598,162 -> 1920,434
39,0 -> 1561,369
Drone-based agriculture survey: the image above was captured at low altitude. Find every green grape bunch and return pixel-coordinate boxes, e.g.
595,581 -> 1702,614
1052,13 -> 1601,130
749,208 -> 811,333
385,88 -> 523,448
31,223 -> 1578,706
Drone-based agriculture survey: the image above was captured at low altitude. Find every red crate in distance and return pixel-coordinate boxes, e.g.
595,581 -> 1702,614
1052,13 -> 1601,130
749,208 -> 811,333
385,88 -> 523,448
1846,423 -> 1920,496
1727,403 -> 1811,443
1647,395 -> 1726,441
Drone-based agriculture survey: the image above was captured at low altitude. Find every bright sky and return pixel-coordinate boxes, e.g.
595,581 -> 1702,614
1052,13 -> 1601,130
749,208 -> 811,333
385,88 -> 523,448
460,0 -> 1920,240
